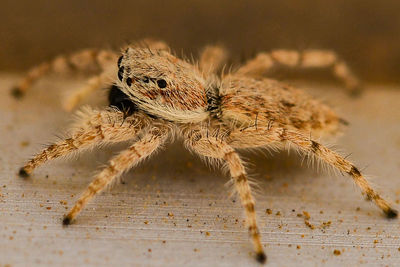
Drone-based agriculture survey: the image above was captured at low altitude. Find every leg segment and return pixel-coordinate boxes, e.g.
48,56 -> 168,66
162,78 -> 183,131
11,49 -> 118,98
184,130 -> 266,263
18,107 -> 151,176
199,45 -> 228,75
63,70 -> 115,111
237,49 -> 361,94
283,129 -> 397,218
63,128 -> 168,225
227,126 -> 397,218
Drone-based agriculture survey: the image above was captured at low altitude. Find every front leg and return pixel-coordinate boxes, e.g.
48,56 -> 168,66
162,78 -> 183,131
63,127 -> 168,225
11,49 -> 117,98
184,129 -> 266,264
18,107 -> 151,177
62,70 -> 115,111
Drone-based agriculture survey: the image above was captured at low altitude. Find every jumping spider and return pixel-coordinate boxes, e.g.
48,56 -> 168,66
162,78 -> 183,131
13,39 -> 397,264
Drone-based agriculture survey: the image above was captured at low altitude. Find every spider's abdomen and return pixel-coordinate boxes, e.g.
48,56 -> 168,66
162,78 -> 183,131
220,75 -> 341,137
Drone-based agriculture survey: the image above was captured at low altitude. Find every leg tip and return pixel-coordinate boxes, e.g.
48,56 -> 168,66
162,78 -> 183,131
62,216 -> 72,226
256,251 -> 267,264
11,87 -> 24,99
386,208 -> 398,219
18,168 -> 29,178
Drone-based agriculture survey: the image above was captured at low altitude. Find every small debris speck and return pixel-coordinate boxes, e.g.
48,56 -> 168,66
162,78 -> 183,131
302,211 -> 310,220
20,141 -> 30,147
266,209 -> 272,214
333,249 -> 341,256
304,220 -> 315,230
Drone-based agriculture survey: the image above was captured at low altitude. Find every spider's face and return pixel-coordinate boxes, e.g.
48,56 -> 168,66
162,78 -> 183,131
115,47 -> 209,123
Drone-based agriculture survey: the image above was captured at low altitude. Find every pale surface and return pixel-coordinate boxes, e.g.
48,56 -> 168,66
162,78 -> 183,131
0,74 -> 399,267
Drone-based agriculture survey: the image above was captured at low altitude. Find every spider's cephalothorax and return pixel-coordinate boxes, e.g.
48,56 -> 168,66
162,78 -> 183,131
116,47 -> 209,123
14,40 -> 397,264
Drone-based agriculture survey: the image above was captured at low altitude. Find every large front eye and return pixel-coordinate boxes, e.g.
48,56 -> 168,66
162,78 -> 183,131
157,79 -> 167,88
126,77 -> 132,86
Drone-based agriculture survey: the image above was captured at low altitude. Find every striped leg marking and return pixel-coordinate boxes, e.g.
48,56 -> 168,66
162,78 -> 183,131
63,131 -> 166,224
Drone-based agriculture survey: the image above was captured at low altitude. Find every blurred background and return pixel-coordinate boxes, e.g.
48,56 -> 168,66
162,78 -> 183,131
1,0 -> 400,84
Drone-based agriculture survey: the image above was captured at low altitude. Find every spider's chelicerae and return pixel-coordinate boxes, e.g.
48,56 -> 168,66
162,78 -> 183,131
13,40 -> 397,264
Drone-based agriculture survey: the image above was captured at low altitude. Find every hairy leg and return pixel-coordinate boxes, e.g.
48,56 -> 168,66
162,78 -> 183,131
237,49 -> 361,95
227,126 -> 397,218
11,49 -> 118,98
199,45 -> 228,75
135,38 -> 170,51
63,70 -> 115,111
18,107 -> 151,177
63,127 -> 168,224
184,129 -> 266,263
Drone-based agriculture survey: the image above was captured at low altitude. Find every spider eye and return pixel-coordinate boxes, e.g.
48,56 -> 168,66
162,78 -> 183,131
118,67 -> 124,81
157,79 -> 167,88
143,77 -> 149,83
126,77 -> 132,86
117,55 -> 123,67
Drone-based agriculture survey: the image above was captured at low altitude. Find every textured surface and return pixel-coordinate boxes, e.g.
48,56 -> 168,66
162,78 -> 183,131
1,74 -> 400,266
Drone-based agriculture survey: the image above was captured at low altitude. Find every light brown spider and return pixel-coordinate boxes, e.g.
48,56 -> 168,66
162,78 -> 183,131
13,39 -> 397,264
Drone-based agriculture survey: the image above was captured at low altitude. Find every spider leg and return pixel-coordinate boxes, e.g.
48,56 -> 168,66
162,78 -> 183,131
228,126 -> 397,218
18,107 -> 151,177
135,38 -> 170,51
62,70 -> 115,111
63,128 -> 168,225
199,45 -> 228,75
237,49 -> 361,95
11,49 -> 118,98
184,129 -> 266,264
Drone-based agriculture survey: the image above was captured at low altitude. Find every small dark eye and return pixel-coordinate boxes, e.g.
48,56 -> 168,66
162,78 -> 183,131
118,67 -> 124,81
126,77 -> 132,86
117,55 -> 123,67
157,79 -> 167,88
143,77 -> 149,83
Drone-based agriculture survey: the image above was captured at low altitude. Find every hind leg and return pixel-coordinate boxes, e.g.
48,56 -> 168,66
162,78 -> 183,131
199,45 -> 228,75
237,49 -> 361,95
227,126 -> 397,218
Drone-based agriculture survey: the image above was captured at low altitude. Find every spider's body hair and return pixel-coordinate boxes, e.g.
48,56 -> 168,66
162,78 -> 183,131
117,47 -> 209,123
15,41 -> 397,264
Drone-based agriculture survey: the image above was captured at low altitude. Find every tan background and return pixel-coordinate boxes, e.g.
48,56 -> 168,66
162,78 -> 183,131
1,1 -> 400,84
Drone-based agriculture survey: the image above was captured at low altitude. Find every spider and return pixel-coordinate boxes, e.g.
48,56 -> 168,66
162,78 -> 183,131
13,39 -> 397,264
